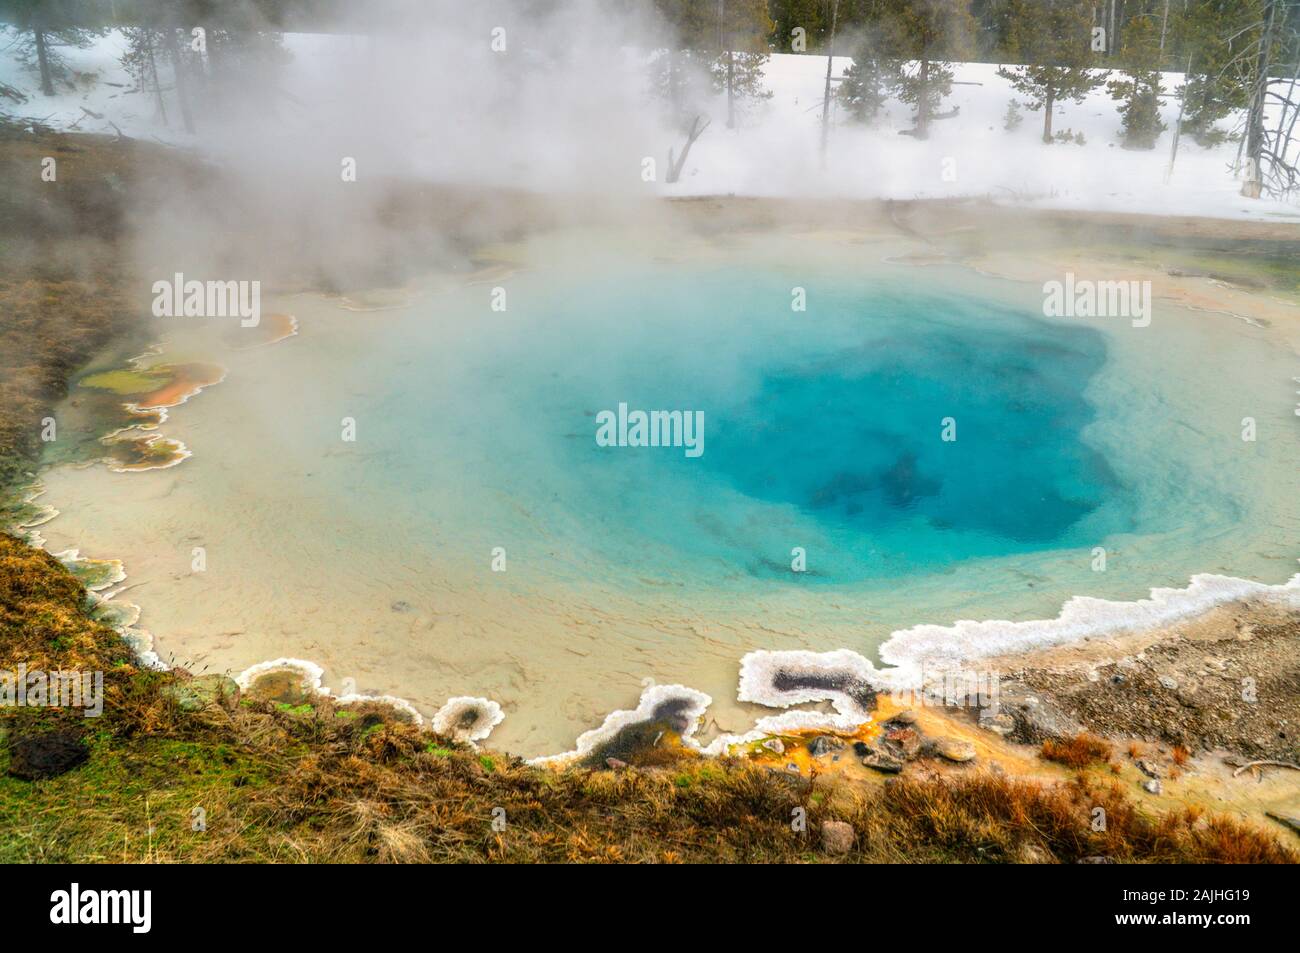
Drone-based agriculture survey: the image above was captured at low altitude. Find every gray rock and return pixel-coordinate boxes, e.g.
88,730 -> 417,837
1158,675 -> 1179,690
809,735 -> 843,757
761,738 -> 785,755
861,749 -> 904,773
883,726 -> 923,759
163,674 -> 240,712
1142,779 -> 1162,795
1015,844 -> 1054,864
7,729 -> 89,780
605,758 -> 628,770
821,820 -> 855,855
978,708 -> 1016,737
1078,855 -> 1116,864
933,737 -> 977,763
1136,759 -> 1162,779
985,681 -> 1083,744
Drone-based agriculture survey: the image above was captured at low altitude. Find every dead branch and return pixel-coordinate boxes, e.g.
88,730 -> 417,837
1232,759 -> 1300,777
666,114 -> 710,184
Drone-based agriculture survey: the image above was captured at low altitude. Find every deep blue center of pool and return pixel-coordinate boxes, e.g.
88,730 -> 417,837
545,268 -> 1122,582
369,263 -> 1127,585
705,325 -> 1115,549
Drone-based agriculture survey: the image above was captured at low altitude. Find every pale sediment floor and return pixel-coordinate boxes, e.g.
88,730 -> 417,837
32,225 -> 1300,757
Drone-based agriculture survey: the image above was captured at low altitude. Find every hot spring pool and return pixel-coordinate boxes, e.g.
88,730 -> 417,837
34,229 -> 1300,754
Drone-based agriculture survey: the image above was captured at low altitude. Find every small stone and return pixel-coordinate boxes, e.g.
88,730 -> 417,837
390,600 -> 413,613
786,763 -> 800,774
978,709 -> 1016,737
163,674 -> 240,712
1142,779 -> 1162,795
605,758 -> 628,770
1078,855 -> 1116,864
809,736 -> 842,757
1136,759 -> 1162,779
884,727 -> 923,759
989,680 -> 1083,743
761,738 -> 785,755
820,820 -> 855,855
933,737 -> 977,763
1015,843 -> 1054,864
1158,675 -> 1179,690
861,750 -> 904,773
7,730 -> 89,780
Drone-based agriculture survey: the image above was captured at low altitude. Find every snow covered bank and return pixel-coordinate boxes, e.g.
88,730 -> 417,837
2,29 -> 1295,225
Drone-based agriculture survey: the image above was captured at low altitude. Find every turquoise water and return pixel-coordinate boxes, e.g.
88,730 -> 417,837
352,261 -> 1131,587
684,294 -> 1120,576
34,230 -> 1300,754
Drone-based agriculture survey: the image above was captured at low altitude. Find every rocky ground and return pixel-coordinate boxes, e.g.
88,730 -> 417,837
781,598 -> 1300,842
1004,602 -> 1299,763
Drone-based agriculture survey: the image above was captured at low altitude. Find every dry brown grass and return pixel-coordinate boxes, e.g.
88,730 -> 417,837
1041,733 -> 1115,769
866,772 -> 1295,864
0,535 -> 134,675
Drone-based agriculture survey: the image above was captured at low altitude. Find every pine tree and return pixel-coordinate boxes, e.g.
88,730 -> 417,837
838,30 -> 890,122
651,0 -> 714,128
1002,98 -> 1023,129
880,0 -> 976,139
1108,13 -> 1166,149
997,0 -> 1107,144
119,24 -> 170,123
711,0 -> 774,128
1175,0 -> 1266,147
5,0 -> 107,97
768,0 -> 826,51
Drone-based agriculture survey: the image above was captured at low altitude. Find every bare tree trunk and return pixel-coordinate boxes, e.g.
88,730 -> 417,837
718,0 -> 735,129
668,48 -> 680,120
1279,63 -> 1300,158
34,29 -> 55,96
1159,0 -> 1171,58
1043,85 -> 1056,143
727,49 -> 735,128
163,27 -> 196,133
144,31 -> 169,124
1165,54 -> 1193,182
667,115 -> 711,183
1242,0 -> 1279,197
916,57 -> 931,138
820,0 -> 839,167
